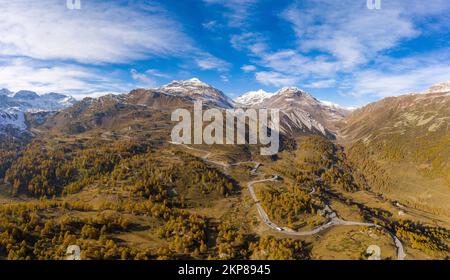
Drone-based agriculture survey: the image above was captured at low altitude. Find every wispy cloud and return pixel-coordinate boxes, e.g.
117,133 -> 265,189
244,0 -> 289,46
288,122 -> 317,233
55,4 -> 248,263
282,1 -> 419,70
305,79 -> 336,89
241,65 -> 257,72
0,58 -> 129,98
220,75 -> 230,82
0,0 -> 230,97
230,32 -> 267,54
202,20 -> 219,31
227,0 -> 450,103
0,0 -> 196,64
349,65 -> 450,98
195,55 -> 230,71
203,0 -> 257,27
255,71 -> 298,87
130,69 -> 158,88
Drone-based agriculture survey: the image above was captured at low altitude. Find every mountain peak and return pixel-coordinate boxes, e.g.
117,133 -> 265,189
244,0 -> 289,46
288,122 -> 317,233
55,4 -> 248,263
0,88 -> 12,96
14,90 -> 40,99
0,90 -> 76,112
423,82 -> 450,94
234,89 -> 273,107
276,86 -> 307,96
165,78 -> 210,88
188,77 -> 207,85
159,78 -> 233,108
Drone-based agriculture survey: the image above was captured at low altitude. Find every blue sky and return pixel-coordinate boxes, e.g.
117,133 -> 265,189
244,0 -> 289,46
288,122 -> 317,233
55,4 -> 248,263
0,0 -> 449,107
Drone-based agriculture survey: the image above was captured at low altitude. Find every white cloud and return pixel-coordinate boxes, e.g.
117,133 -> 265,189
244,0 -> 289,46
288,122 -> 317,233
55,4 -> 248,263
255,71 -> 299,87
0,0 -> 230,98
203,0 -> 257,27
230,0 -> 450,99
0,0 -> 197,64
0,58 -> 129,98
282,1 -> 419,70
241,65 -> 256,72
220,75 -> 229,82
144,69 -> 170,79
130,69 -> 158,88
202,20 -> 219,31
349,65 -> 450,98
195,55 -> 230,71
306,79 -> 336,89
230,33 -> 267,54
259,50 -> 338,77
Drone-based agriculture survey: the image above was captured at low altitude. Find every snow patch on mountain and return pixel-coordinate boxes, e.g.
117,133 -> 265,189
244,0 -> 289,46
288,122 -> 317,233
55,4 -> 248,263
158,78 -> 233,108
0,89 -> 76,112
423,82 -> 450,94
234,89 -> 273,106
0,88 -> 13,96
276,87 -> 308,96
320,100 -> 357,111
0,109 -> 27,131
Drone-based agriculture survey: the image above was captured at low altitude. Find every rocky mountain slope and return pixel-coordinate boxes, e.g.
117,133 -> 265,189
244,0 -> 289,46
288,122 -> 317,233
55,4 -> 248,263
0,109 -> 27,132
235,87 -> 351,138
0,79 -> 449,260
41,80 -> 346,140
0,89 -> 76,136
234,89 -> 273,107
340,83 -> 450,216
0,89 -> 76,112
158,78 -> 234,108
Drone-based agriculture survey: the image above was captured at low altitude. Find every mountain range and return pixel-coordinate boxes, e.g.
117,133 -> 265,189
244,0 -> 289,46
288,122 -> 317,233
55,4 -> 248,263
2,79 -> 448,143
0,78 -> 449,260
8,79 -> 338,140
0,89 -> 76,112
0,89 -> 76,134
1,79 -> 449,210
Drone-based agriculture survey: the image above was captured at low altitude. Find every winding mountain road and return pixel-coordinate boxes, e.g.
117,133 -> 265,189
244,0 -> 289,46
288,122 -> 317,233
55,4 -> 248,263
169,142 -> 406,260
247,176 -> 405,260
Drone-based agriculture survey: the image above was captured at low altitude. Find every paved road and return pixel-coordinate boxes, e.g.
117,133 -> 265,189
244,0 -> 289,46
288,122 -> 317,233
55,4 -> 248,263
170,142 -> 406,260
247,176 -> 405,260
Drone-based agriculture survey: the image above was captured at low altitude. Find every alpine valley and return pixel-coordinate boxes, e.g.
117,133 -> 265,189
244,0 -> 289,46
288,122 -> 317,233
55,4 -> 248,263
0,79 -> 448,260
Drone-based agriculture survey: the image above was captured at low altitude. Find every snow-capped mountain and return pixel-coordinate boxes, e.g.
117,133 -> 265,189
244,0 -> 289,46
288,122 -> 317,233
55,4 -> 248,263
320,100 -> 357,111
234,89 -> 273,107
236,87 -> 349,137
158,78 -> 233,108
0,88 -> 13,96
0,89 -> 76,112
0,109 -> 27,132
423,82 -> 450,94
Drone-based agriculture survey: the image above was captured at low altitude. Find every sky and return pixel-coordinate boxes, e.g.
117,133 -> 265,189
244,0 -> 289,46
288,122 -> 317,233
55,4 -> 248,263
0,0 -> 449,107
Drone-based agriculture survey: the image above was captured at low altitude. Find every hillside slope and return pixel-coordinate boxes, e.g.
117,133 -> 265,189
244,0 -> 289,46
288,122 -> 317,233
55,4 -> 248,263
340,85 -> 450,216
